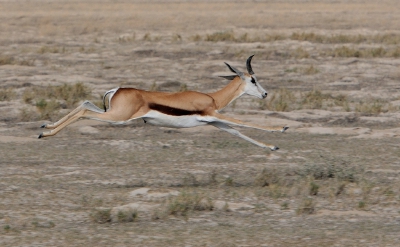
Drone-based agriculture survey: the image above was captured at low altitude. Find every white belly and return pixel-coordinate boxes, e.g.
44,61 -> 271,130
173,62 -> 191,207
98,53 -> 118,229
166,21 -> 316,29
142,111 -> 208,128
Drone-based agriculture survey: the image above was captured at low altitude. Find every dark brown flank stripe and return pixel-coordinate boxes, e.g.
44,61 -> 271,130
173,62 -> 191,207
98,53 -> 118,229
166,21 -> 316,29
149,103 -> 203,116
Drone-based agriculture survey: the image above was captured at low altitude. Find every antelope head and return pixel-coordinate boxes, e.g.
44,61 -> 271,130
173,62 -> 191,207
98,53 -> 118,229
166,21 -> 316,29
221,55 -> 268,99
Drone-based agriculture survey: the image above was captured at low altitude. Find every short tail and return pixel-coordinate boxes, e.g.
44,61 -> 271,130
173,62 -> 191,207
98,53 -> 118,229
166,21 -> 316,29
102,88 -> 118,112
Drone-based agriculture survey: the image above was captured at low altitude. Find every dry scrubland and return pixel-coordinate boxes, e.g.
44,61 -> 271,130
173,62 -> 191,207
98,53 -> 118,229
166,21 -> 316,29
1,0 -> 400,246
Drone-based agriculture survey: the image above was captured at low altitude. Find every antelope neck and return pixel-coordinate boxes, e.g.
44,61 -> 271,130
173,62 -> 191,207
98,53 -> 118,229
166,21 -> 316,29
208,78 -> 243,111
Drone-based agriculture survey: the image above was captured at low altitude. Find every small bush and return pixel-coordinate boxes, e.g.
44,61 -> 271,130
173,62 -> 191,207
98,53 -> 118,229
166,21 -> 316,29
0,55 -> 15,65
172,34 -> 182,42
254,167 -> 281,187
190,34 -> 202,42
281,202 -> 289,210
298,162 -> 357,183
224,177 -> 234,186
291,47 -> 310,59
303,65 -> 319,75
35,99 -> 61,120
118,33 -> 136,43
20,82 -> 92,121
355,97 -> 390,115
90,208 -> 111,224
205,31 -> 236,42
296,198 -> 315,215
332,46 -> 361,57
358,201 -> 366,210
309,182 -> 319,196
291,32 -> 324,43
165,191 -> 213,218
38,46 -> 63,54
115,209 -> 138,223
0,88 -> 16,101
142,33 -> 152,41
301,89 -> 326,109
264,88 -> 296,112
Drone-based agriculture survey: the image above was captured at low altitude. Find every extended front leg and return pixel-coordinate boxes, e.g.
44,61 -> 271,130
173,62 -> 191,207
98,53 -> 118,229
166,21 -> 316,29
209,122 -> 279,151
200,113 -> 289,133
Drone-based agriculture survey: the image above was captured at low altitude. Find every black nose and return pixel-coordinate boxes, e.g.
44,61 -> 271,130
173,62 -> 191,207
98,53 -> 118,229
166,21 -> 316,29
262,92 -> 268,98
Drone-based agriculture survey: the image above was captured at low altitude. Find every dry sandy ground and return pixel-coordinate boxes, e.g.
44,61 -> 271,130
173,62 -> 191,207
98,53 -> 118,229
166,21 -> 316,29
1,1 -> 400,246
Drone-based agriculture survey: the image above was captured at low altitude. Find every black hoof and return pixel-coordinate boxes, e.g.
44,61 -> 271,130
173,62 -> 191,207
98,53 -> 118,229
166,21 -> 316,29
271,146 -> 279,151
40,124 -> 46,128
38,133 -> 43,139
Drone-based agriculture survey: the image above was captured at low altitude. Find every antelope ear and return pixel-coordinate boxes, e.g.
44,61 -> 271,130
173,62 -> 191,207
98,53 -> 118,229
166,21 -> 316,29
219,75 -> 237,80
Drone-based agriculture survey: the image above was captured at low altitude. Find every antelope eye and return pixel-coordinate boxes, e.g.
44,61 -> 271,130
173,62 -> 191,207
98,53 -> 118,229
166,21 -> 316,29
251,77 -> 256,84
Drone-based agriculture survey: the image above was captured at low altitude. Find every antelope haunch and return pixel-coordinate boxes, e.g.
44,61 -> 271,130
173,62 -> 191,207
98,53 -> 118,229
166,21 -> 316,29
39,55 -> 288,150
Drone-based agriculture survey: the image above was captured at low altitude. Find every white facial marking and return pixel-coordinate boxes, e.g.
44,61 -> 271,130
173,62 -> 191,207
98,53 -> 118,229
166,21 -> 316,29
243,75 -> 267,99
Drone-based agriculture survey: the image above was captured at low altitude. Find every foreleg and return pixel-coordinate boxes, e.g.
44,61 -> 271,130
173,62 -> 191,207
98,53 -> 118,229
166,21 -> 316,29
200,113 -> 289,133
209,122 -> 279,151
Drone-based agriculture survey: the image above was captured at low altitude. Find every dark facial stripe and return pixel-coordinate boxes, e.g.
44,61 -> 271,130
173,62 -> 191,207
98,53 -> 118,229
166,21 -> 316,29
149,103 -> 203,116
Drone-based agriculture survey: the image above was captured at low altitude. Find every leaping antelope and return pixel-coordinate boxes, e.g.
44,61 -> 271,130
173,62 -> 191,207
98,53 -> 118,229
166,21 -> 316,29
39,55 -> 288,150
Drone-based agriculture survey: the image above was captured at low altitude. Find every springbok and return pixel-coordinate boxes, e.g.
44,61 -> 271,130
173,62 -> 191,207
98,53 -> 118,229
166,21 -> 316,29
39,55 -> 288,150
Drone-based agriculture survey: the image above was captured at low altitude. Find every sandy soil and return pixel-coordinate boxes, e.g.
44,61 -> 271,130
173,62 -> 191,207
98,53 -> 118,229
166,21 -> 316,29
1,1 -> 400,246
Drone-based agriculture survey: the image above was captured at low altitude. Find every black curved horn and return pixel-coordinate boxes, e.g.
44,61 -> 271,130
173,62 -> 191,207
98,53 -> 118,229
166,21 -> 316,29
246,55 -> 255,75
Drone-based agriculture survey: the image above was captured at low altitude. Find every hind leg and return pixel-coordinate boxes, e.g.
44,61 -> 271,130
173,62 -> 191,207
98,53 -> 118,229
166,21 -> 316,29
38,101 -> 146,138
41,101 -> 104,130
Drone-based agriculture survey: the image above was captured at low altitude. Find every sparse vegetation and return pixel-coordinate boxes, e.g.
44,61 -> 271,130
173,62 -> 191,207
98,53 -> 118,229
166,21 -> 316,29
3,1 -> 400,246
90,208 -> 112,224
0,88 -> 16,101
164,191 -> 213,218
118,33 -> 136,43
355,97 -> 391,115
298,162 -> 358,183
263,88 -> 296,112
205,31 -> 236,42
309,181 -> 319,196
115,209 -> 138,223
20,82 -> 92,121
0,54 -> 35,66
291,47 -> 310,59
296,198 -> 316,215
0,55 -> 14,65
254,167 -> 282,187
358,201 -> 366,210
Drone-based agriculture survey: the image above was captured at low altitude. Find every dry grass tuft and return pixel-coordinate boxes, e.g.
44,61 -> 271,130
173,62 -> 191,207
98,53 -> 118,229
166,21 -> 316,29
301,89 -> 328,109
0,88 -> 16,101
162,191 -> 213,219
254,167 -> 282,187
0,55 -> 15,65
296,198 -> 316,215
263,88 -> 296,112
112,208 -> 138,223
205,31 -> 236,42
298,162 -> 358,183
21,82 -> 92,121
0,54 -> 35,66
355,97 -> 393,115
291,47 -> 310,59
90,208 -> 112,224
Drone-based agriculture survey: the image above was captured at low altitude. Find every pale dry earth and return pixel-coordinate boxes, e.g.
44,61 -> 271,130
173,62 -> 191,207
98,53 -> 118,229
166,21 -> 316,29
1,1 -> 400,246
